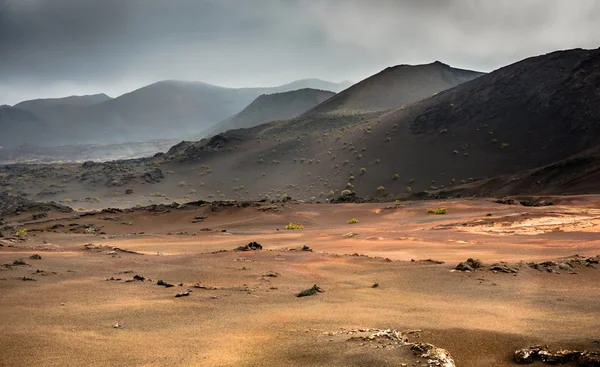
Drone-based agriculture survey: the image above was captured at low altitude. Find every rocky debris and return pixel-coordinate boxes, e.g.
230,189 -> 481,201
372,282 -> 379,288
301,245 -> 312,252
514,346 -> 600,366
132,275 -> 145,281
495,198 -> 554,207
142,168 -> 164,183
489,262 -> 519,273
257,205 -> 282,212
21,276 -> 36,281
529,260 -> 576,274
157,280 -> 174,288
125,189 -> 134,195
12,258 -> 28,266
193,283 -> 219,290
0,191 -> 72,216
29,254 -> 42,260
330,192 -> 368,204
192,216 -> 206,223
32,212 -> 48,220
112,322 -> 124,329
412,343 -> 456,367
83,243 -> 142,255
420,258 -> 445,264
175,290 -> 191,298
343,232 -> 357,237
297,284 -> 324,297
262,271 -> 280,278
234,241 -> 263,251
455,258 -> 483,271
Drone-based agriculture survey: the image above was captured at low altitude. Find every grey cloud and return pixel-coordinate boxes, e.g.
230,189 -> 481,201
1,0 -> 599,104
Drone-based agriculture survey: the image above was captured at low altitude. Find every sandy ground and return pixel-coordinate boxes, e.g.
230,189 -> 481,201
1,197 -> 600,366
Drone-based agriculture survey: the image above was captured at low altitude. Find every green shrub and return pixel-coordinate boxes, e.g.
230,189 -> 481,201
348,219 -> 359,224
15,229 -> 27,236
285,223 -> 304,230
359,168 -> 367,175
427,208 -> 447,215
377,186 -> 385,193
393,174 -> 399,180
341,189 -> 352,195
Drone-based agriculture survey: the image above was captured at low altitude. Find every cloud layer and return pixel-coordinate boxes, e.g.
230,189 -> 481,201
1,0 -> 599,104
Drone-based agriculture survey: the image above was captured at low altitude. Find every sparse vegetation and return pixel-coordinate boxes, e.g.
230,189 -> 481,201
151,192 -> 166,197
406,186 -> 412,192
377,186 -> 385,193
348,218 -> 359,224
341,190 -> 352,195
393,174 -> 399,180
285,223 -> 304,230
178,181 -> 186,186
15,229 -> 27,236
359,167 -> 367,175
500,142 -> 510,148
427,208 -> 447,215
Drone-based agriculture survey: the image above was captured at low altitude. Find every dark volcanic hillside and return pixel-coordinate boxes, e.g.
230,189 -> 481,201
304,61 -> 484,116
4,48 -> 600,205
205,89 -> 336,137
0,106 -> 50,149
14,93 -> 112,113
150,48 -> 600,201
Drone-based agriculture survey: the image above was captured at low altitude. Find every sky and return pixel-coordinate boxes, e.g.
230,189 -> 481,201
1,0 -> 599,105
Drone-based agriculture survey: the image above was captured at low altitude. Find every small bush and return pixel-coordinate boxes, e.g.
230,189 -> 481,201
15,229 -> 27,236
452,150 -> 459,155
348,218 -> 359,224
178,181 -> 186,186
341,189 -> 352,195
427,208 -> 447,215
359,168 -> 367,175
406,186 -> 412,192
393,174 -> 399,180
285,223 -> 304,230
377,186 -> 385,193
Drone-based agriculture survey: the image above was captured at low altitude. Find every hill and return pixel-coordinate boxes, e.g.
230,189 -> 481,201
7,79 -> 347,147
151,48 -> 600,201
204,88 -> 336,137
5,48 -> 600,204
303,61 -> 484,116
0,106 -> 50,149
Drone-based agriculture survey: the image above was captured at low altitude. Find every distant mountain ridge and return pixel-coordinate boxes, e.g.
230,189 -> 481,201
7,79 -> 351,147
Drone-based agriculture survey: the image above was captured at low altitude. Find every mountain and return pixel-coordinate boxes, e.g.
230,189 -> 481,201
14,93 -> 112,112
0,106 -> 50,149
304,61 -> 484,116
8,79 -> 348,147
270,79 -> 352,93
204,88 -> 336,137
155,48 -> 600,200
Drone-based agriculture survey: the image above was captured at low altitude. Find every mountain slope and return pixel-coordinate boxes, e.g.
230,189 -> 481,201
270,79 -> 352,93
14,93 -> 112,112
205,88 -> 336,137
153,48 -> 600,201
304,61 -> 484,116
0,106 -> 50,149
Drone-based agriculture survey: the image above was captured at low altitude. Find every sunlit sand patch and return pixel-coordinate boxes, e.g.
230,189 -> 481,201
447,211 -> 600,236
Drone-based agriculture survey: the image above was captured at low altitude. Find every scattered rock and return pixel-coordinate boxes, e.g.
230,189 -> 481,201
411,342 -> 456,367
456,258 -> 482,271
301,245 -> 312,252
29,254 -> 42,260
489,263 -> 519,273
132,275 -> 145,281
234,241 -> 263,251
113,323 -> 124,329
262,271 -> 280,278
297,284 -> 324,297
514,346 -> 599,366
372,282 -> 379,288
157,280 -> 174,287
32,212 -> 48,220
175,290 -> 191,298
12,258 -> 28,266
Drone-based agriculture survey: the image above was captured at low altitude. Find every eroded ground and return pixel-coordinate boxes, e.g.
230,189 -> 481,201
1,197 -> 600,366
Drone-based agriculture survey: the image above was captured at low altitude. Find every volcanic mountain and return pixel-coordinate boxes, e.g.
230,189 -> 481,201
151,48 -> 600,201
204,88 -> 336,137
303,61 -> 484,116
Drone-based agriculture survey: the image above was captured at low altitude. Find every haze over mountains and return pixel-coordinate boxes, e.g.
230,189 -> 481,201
0,78 -> 352,150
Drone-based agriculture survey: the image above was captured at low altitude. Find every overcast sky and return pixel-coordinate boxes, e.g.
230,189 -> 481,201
1,0 -> 599,105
